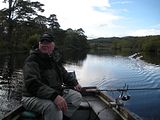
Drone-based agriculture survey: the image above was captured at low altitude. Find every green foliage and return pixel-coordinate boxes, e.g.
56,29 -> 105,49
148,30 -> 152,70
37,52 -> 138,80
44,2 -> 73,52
89,35 -> 160,54
0,0 -> 45,51
63,28 -> 89,50
52,28 -> 66,46
142,37 -> 160,52
48,14 -> 60,30
26,34 -> 40,48
0,0 -> 89,53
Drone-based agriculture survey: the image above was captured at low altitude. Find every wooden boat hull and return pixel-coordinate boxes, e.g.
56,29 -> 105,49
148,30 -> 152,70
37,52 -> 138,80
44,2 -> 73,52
2,87 -> 142,120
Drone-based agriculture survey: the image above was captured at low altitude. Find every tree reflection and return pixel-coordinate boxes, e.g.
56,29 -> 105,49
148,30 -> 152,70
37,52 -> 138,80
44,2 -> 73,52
62,49 -> 88,66
89,49 -> 160,65
0,53 -> 24,117
0,53 -> 23,103
141,52 -> 160,65
0,54 -> 15,100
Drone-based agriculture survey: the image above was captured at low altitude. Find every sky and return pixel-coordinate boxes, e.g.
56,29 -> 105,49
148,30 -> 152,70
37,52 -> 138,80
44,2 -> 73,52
0,0 -> 160,39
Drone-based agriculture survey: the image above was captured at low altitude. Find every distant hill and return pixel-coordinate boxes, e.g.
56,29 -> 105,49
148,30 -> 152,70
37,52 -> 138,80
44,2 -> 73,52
87,35 -> 160,53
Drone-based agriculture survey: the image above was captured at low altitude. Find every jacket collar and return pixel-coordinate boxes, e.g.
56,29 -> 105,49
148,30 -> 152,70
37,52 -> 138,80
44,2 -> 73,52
30,48 -> 62,63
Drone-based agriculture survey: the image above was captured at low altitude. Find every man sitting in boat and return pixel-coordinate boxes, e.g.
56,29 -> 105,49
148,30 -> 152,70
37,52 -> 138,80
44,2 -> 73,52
22,32 -> 82,120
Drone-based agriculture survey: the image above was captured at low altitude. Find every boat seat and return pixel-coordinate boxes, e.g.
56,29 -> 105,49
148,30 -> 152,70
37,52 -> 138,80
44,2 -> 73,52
20,111 -> 41,120
79,101 -> 90,109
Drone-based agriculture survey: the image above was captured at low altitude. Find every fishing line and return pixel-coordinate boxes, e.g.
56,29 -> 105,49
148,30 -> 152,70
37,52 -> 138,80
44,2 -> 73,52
99,87 -> 160,91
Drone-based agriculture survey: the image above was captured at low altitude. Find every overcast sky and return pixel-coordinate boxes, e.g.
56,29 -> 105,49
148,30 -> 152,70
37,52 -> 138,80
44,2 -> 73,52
1,0 -> 160,39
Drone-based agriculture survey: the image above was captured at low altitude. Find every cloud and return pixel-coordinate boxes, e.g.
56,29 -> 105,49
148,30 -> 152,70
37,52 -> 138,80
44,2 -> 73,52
110,0 -> 132,5
128,28 -> 160,36
1,0 -> 159,38
2,0 -> 121,38
37,0 -> 122,38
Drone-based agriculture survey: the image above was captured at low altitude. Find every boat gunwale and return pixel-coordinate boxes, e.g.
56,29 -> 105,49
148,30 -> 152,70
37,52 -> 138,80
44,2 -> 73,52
81,86 -> 142,120
97,89 -> 143,120
2,105 -> 24,120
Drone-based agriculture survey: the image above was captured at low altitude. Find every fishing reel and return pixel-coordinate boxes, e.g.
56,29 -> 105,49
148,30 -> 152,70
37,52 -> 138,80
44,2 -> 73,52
115,84 -> 131,108
118,84 -> 131,101
121,95 -> 131,101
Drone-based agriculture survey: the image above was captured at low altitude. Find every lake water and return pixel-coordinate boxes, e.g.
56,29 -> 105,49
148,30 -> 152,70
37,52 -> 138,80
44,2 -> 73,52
0,51 -> 160,120
65,53 -> 160,120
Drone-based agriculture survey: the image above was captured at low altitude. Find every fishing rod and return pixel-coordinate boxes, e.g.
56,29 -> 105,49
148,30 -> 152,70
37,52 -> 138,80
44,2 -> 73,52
99,87 -> 160,92
98,84 -> 160,101
63,84 -> 160,103
98,87 -> 160,101
62,84 -> 160,92
97,83 -> 160,91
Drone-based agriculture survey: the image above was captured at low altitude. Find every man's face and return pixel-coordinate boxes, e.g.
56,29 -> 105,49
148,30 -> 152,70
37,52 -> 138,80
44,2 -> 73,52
39,41 -> 55,55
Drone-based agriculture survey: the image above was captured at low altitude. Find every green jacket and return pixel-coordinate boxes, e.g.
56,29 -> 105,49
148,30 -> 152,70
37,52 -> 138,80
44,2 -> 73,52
22,49 -> 78,101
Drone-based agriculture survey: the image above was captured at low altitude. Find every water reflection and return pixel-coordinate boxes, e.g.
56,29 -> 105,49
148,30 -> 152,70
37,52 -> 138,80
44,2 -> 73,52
63,49 -> 87,66
141,52 -> 160,65
0,54 -> 15,99
89,49 -> 160,65
0,53 -> 27,119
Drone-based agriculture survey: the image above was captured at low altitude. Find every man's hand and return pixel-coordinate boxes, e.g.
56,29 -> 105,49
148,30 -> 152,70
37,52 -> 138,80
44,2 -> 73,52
74,84 -> 82,92
54,95 -> 68,112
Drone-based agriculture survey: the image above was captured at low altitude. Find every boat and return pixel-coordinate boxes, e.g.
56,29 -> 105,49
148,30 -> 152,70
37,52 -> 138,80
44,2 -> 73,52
2,86 -> 142,120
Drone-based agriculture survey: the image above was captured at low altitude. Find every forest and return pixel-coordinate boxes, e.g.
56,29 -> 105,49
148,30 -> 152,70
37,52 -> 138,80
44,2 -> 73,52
0,0 -> 89,53
88,35 -> 160,54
